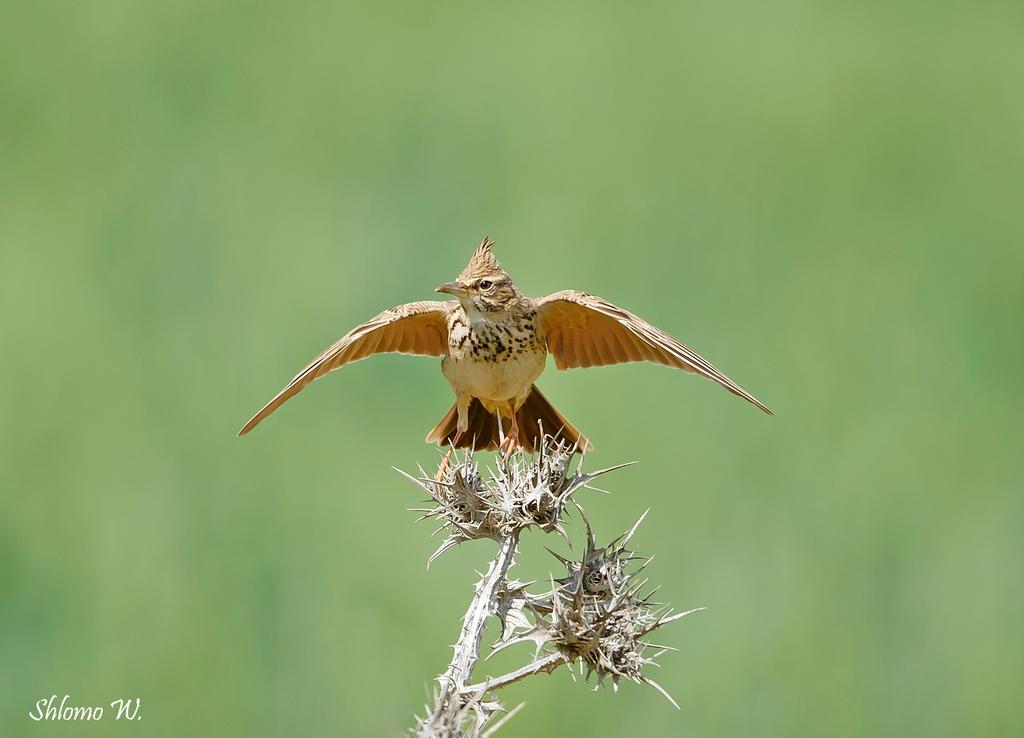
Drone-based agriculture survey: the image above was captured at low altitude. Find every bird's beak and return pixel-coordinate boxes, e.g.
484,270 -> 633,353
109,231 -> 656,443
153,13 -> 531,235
436,281 -> 469,298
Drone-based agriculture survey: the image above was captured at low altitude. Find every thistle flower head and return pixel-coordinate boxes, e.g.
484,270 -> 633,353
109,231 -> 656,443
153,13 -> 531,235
494,512 -> 703,707
400,437 -> 629,564
411,689 -> 522,738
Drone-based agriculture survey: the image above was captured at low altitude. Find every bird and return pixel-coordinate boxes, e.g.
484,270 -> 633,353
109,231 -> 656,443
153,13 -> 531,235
238,237 -> 770,452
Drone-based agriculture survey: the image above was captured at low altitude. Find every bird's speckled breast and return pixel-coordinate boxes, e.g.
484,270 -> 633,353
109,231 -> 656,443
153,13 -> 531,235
442,307 -> 547,403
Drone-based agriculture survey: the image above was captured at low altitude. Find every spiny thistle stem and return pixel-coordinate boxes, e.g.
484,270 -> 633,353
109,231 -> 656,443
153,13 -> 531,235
441,534 -> 520,692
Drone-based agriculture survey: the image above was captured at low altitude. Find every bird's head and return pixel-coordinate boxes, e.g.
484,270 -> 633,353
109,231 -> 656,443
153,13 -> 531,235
436,237 -> 522,314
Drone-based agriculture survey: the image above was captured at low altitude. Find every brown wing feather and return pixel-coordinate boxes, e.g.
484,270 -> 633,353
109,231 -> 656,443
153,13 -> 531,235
535,291 -> 771,414
238,301 -> 451,435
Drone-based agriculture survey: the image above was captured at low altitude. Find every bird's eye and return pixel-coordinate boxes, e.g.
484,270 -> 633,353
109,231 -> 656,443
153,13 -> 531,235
478,280 -> 494,290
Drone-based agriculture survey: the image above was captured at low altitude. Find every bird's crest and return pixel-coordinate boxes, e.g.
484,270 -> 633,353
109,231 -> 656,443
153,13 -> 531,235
459,236 -> 506,281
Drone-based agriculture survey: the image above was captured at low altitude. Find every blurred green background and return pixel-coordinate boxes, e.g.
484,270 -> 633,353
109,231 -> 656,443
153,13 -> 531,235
2,0 -> 1022,735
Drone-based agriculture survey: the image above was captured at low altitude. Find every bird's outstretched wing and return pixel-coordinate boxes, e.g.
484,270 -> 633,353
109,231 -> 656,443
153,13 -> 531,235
535,291 -> 771,414
239,301 -> 451,436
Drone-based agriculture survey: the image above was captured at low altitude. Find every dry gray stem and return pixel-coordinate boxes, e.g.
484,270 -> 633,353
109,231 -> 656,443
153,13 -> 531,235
441,534 -> 520,692
463,653 -> 566,695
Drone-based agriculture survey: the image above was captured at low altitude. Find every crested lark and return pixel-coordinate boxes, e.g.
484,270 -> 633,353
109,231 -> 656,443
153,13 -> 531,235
239,237 -> 770,452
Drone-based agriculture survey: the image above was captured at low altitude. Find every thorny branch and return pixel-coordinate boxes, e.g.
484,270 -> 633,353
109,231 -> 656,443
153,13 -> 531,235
401,438 -> 701,737
442,534 -> 519,692
462,653 -> 566,696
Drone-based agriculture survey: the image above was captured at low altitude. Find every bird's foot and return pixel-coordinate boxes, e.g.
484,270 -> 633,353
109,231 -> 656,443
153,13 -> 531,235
435,431 -> 464,481
435,449 -> 453,481
498,425 -> 520,461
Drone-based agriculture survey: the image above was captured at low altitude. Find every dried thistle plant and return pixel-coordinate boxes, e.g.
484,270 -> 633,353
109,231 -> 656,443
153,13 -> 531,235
401,437 -> 701,737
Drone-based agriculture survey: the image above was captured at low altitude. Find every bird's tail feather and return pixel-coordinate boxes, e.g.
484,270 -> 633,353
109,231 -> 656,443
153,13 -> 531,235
425,385 -> 589,453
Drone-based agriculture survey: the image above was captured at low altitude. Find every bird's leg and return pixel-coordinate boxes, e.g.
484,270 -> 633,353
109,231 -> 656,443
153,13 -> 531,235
436,395 -> 471,481
498,408 -> 520,460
